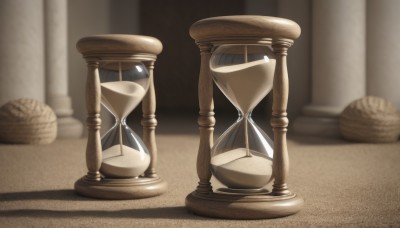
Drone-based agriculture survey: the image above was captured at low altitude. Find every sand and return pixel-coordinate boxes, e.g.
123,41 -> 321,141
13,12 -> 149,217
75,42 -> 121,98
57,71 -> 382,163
211,59 -> 276,114
211,148 -> 273,189
100,144 -> 150,178
101,81 -> 146,120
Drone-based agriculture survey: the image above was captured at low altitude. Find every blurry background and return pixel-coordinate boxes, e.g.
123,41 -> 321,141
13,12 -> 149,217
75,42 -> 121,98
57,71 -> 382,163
1,0 -> 399,138
68,0 -> 311,136
67,0 -> 311,131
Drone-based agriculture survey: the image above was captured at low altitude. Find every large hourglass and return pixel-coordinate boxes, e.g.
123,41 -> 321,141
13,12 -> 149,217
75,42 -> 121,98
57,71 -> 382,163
186,16 -> 303,219
74,34 -> 167,199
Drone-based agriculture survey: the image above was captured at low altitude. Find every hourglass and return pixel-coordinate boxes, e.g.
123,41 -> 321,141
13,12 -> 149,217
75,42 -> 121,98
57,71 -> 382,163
74,34 -> 167,199
186,16 -> 303,219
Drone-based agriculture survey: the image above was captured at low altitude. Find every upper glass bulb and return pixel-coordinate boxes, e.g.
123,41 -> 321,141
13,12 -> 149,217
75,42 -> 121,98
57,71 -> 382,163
99,61 -> 149,120
210,44 -> 276,115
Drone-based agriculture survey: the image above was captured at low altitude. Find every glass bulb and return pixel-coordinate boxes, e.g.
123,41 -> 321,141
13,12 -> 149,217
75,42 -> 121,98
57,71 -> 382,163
210,44 -> 276,190
99,61 -> 150,178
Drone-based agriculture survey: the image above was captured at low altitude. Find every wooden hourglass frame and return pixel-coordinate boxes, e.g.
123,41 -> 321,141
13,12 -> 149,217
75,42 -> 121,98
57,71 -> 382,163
74,35 -> 167,199
185,16 -> 303,219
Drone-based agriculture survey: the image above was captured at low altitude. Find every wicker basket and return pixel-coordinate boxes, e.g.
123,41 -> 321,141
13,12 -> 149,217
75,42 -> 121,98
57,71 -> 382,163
339,96 -> 400,143
0,98 -> 57,144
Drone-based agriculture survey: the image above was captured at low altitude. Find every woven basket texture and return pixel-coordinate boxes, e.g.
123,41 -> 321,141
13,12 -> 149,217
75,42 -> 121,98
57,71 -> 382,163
339,96 -> 400,143
0,98 -> 57,144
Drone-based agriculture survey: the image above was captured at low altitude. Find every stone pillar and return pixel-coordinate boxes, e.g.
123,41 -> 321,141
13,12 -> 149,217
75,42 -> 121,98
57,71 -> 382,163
0,0 -> 45,105
367,0 -> 400,109
45,0 -> 83,138
293,0 -> 366,137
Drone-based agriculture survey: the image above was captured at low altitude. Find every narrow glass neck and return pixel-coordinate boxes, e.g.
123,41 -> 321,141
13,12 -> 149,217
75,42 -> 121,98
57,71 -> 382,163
238,110 -> 252,120
115,117 -> 127,125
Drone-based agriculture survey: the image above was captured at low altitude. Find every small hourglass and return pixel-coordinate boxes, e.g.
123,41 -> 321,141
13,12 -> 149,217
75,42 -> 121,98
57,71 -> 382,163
74,34 -> 167,199
186,16 -> 303,219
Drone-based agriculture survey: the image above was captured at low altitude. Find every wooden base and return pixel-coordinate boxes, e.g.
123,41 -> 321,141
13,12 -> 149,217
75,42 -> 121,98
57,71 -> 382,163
74,176 -> 167,200
185,189 -> 303,219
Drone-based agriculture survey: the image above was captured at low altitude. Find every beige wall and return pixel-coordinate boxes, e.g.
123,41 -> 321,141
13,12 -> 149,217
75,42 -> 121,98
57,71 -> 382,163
68,0 -> 139,133
245,0 -> 311,122
68,0 -> 110,126
277,0 -> 312,122
0,0 -> 45,106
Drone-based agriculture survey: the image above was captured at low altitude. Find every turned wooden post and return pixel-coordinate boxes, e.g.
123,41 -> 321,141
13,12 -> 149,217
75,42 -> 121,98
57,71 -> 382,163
196,43 -> 215,194
271,39 -> 293,196
85,60 -> 102,181
142,61 -> 158,178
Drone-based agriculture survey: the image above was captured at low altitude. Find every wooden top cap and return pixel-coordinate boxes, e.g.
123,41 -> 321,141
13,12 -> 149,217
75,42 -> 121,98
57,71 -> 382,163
190,15 -> 301,42
76,34 -> 163,56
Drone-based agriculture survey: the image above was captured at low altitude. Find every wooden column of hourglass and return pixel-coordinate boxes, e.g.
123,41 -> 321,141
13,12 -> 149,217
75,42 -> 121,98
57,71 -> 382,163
185,16 -> 303,219
74,35 -> 167,200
